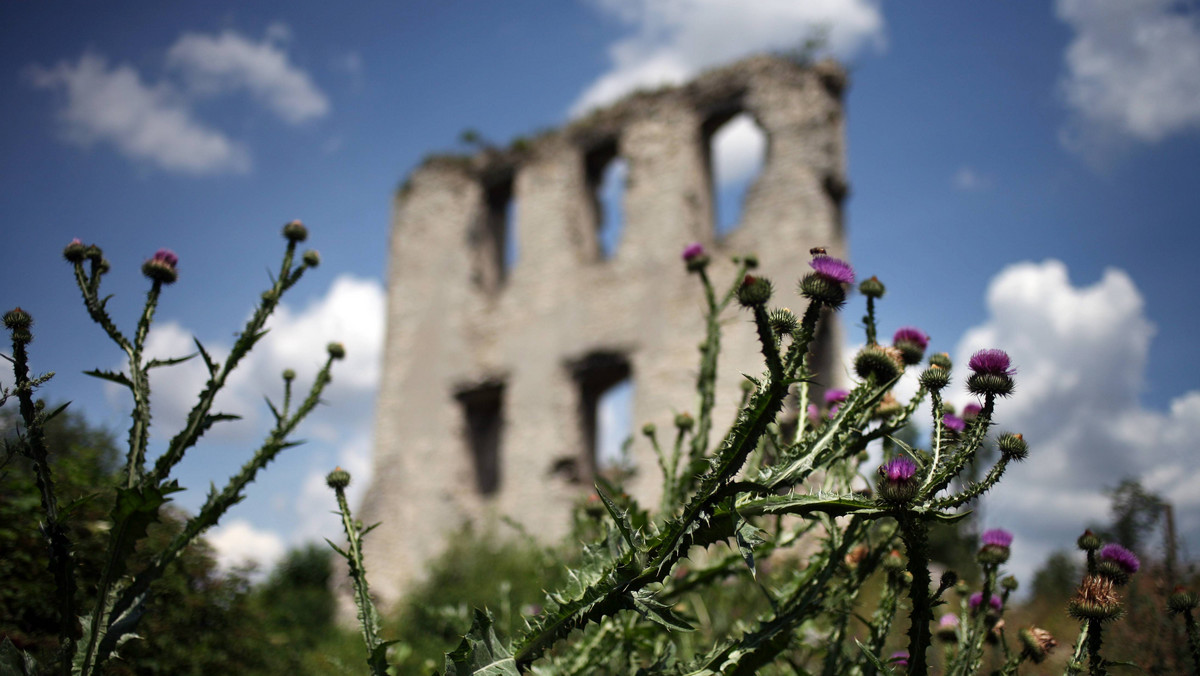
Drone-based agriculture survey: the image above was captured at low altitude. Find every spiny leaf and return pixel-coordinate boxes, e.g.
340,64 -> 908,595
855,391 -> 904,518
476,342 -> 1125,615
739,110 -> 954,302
83,369 -> 132,388
630,590 -> 695,632
595,480 -> 642,553
444,609 -> 519,676
855,639 -> 897,676
146,353 -> 197,369
193,337 -> 219,377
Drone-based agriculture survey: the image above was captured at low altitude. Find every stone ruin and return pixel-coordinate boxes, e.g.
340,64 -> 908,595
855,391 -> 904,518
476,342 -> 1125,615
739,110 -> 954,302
358,54 -> 850,606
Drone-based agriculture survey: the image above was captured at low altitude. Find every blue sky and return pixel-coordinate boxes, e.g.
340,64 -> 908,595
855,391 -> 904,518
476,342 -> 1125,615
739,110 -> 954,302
2,1 -> 1199,584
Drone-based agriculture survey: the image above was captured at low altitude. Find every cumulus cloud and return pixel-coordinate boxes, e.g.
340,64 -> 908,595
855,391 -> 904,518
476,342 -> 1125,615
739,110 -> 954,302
207,518 -> 286,575
28,25 -> 328,174
125,275 -> 385,442
950,260 -> 1199,583
572,0 -> 885,114
1057,0 -> 1200,152
27,54 -> 251,175
167,28 -> 330,125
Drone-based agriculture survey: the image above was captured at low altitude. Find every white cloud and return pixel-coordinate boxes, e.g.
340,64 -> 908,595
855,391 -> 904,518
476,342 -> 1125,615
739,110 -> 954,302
572,0 -> 885,114
1057,0 -> 1200,151
950,260 -> 1200,583
207,518 -> 286,574
167,27 -> 330,125
27,54 -> 251,175
952,166 -> 990,191
712,113 -> 766,188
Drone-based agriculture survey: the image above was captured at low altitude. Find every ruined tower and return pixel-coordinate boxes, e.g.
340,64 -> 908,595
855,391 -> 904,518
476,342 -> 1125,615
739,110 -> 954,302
359,55 -> 849,606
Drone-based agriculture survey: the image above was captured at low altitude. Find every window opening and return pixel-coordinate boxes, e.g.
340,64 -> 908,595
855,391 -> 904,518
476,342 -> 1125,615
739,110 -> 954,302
481,175 -> 517,288
585,141 -> 626,260
455,380 -> 505,496
706,111 -> 767,237
570,352 -> 633,478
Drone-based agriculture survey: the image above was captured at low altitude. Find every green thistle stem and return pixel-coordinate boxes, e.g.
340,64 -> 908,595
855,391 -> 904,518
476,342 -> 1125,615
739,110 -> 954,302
900,514 -> 933,675
1182,610 -> 1200,674
864,295 -> 878,345
1086,620 -> 1107,676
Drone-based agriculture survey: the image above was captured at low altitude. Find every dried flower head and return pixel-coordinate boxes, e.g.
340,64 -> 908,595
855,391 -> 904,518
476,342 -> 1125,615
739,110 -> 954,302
1068,575 -> 1123,622
1019,627 -> 1057,664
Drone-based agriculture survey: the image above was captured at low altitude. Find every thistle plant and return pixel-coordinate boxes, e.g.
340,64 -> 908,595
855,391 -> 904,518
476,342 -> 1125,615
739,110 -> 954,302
1,222 -> 338,676
331,244 -> 1086,676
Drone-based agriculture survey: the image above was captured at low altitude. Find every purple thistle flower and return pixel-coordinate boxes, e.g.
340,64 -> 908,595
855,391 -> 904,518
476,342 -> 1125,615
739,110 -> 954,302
981,529 -> 1014,548
881,457 -> 917,482
824,389 -> 849,405
807,404 -> 820,424
152,248 -> 179,268
810,255 -> 855,285
892,326 -> 929,350
939,614 -> 959,629
942,413 -> 966,433
681,242 -> 705,261
889,651 -> 909,668
962,402 -> 983,419
968,349 -> 1015,376
1099,543 -> 1140,574
969,592 -> 1003,612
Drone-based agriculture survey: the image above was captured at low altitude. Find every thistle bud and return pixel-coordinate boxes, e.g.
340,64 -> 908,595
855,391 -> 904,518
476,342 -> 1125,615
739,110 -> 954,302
641,423 -> 656,437
63,238 -> 87,263
1018,627 -> 1057,664
929,352 -> 952,369
873,392 -> 902,419
282,369 -> 296,381
327,342 -> 346,360
737,274 -> 773,308
141,249 -> 179,284
674,412 -> 694,431
741,253 -> 759,269
302,250 -> 321,267
84,244 -> 103,261
1168,587 -> 1199,614
1077,529 -> 1102,552
681,242 -> 709,273
283,220 -> 309,243
882,549 -> 905,573
325,466 -> 351,490
854,345 -> 903,383
997,432 -> 1027,461
919,366 -> 950,391
877,457 -> 919,504
767,307 -> 798,335
859,275 -> 885,298
4,307 -> 32,343
1000,576 -> 1019,593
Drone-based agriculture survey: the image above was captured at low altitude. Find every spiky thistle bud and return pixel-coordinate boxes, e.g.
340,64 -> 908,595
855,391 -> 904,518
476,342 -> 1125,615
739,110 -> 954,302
892,327 -> 929,365
674,412 -> 694,431
302,249 -> 320,267
4,307 -> 32,343
767,307 -> 798,335
283,220 -> 309,243
998,432 -> 1027,461
641,423 -> 656,437
1077,529 -> 1103,552
327,342 -> 346,360
859,275 -> 885,298
1018,627 -> 1057,664
84,244 -> 103,261
325,466 -> 351,490
877,457 -> 919,504
855,345 -> 903,383
873,392 -> 902,419
1168,587 -> 1199,614
919,366 -> 950,391
882,549 -> 905,573
63,238 -> 87,263
967,349 -> 1016,397
737,274 -> 773,307
142,249 -> 179,284
740,253 -> 759,269
282,369 -> 296,381
681,242 -> 709,272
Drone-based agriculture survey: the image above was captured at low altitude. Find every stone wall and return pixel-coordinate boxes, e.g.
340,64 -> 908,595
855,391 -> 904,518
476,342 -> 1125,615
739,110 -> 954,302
359,55 -> 850,606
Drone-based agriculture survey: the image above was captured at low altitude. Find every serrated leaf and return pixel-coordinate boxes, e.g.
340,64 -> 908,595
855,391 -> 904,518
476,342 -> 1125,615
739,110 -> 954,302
84,369 -> 133,388
444,609 -> 519,676
146,353 -> 196,369
731,503 -> 768,579
630,591 -> 695,632
193,338 -> 218,377
595,481 -> 641,552
105,482 -> 182,581
854,639 -> 897,676
42,400 -> 71,423
368,639 -> 399,675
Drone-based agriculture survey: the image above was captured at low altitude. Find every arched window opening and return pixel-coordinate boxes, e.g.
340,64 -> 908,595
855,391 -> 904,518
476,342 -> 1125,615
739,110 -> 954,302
455,380 -> 505,496
477,174 -> 518,290
585,141 -> 626,260
706,112 -> 767,237
570,352 -> 633,479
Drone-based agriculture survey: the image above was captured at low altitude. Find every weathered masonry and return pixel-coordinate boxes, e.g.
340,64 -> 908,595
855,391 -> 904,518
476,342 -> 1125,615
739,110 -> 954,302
359,55 -> 850,606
